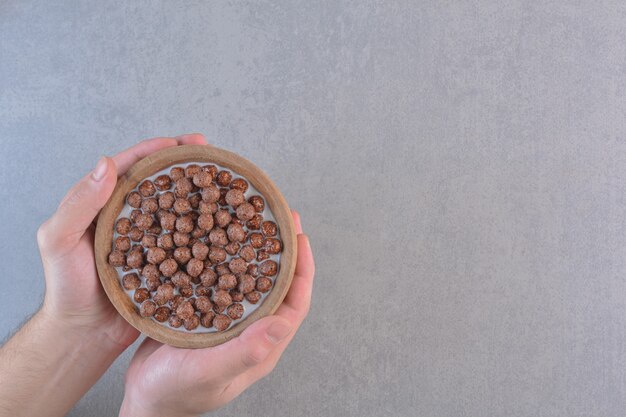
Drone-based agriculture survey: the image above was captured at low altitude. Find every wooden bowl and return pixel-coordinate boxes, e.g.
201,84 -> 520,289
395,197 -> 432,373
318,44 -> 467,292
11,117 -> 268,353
95,145 -> 296,348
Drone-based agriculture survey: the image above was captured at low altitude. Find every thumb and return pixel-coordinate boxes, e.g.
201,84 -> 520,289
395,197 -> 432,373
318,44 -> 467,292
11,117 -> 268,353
188,316 -> 292,383
38,157 -> 117,253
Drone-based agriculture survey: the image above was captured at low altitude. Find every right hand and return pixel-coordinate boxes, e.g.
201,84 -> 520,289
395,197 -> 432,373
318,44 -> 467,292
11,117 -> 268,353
119,212 -> 315,417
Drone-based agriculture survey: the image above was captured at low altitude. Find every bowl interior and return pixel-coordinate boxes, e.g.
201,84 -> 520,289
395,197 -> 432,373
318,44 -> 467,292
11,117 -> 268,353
95,145 -> 296,348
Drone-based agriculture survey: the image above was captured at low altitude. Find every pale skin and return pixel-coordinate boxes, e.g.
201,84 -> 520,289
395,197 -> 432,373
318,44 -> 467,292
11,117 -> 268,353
0,134 -> 315,417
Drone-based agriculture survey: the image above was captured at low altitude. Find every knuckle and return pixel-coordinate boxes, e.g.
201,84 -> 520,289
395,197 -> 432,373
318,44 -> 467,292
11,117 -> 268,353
36,221 -> 53,249
241,344 -> 268,368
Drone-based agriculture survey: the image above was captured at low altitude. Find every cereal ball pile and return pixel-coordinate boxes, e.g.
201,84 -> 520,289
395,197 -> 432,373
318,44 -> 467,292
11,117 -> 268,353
109,163 -> 282,332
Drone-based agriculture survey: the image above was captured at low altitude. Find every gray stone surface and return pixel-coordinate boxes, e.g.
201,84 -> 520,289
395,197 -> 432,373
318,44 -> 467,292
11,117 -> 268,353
2,1 -> 626,416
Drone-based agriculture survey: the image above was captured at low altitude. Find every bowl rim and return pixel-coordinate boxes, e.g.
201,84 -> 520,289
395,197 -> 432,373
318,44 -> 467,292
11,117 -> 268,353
95,144 -> 297,348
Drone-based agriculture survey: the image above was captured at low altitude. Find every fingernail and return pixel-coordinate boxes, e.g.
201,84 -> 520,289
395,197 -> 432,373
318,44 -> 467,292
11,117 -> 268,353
266,321 -> 292,344
92,157 -> 108,182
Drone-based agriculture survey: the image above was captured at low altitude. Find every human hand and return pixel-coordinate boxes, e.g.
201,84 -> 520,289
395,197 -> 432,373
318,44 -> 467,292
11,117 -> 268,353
36,134 -> 207,349
119,212 -> 315,417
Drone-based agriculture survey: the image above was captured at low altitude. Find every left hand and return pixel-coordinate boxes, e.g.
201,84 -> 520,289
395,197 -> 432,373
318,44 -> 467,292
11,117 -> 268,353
36,134 -> 208,349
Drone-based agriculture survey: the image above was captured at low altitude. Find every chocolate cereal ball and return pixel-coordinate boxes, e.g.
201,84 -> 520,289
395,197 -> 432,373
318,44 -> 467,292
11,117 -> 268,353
171,271 -> 192,288
198,200 -> 212,214
225,189 -> 245,208
248,195 -> 265,213
146,247 -> 166,264
228,258 -> 247,275
264,237 -> 282,254
173,247 -> 192,265
224,241 -> 240,256
173,198 -> 192,214
209,246 -> 227,264
216,170 -> 232,187
212,314 -> 231,331
185,164 -> 201,178
138,180 -> 156,197
157,233 -> 174,250
189,193 -> 201,209
227,303 -> 244,320
256,250 -> 270,262
239,245 -> 255,262
250,233 -> 264,249
227,223 -> 246,243
169,315 -> 183,328
159,259 -> 178,277
200,269 -> 217,287
247,264 -> 259,277
191,242 -> 209,261
229,290 -> 244,302
175,215 -> 194,233
128,227 -> 144,242
116,218 -> 132,235
201,183 -> 220,203
195,285 -> 212,297
130,209 -> 142,222
126,250 -> 144,269
114,236 -> 131,252
174,177 -> 193,198
155,284 -> 175,304
200,312 -> 216,328
141,234 -> 157,248
145,275 -> 161,292
140,300 -> 157,317
186,258 -> 204,278
141,197 -> 159,214
154,174 -> 172,191
170,295 -> 184,311
170,166 -> 185,181
202,164 -> 218,178
259,260 -> 278,276
245,291 -> 262,304
158,191 -> 175,210
236,203 -> 255,222
154,306 -> 171,322
230,178 -> 249,192
238,274 -> 256,294
195,296 -> 213,313
108,250 -> 126,267
193,171 -> 213,188
218,274 -> 237,290
256,277 -> 273,293
184,315 -> 200,331
261,221 -> 278,237
213,290 -> 232,308
214,210 -> 232,228
126,191 -> 142,208
134,288 -> 150,303
197,213 -> 214,230
122,273 -> 141,290
173,231 -> 190,247
176,300 -> 195,321
179,286 -> 194,298
142,264 -> 159,281
246,214 -> 262,230
209,228 -> 228,246
215,263 -> 231,276
135,213 -> 154,231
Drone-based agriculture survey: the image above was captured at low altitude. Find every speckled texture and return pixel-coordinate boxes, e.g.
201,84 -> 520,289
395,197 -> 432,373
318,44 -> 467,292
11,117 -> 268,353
2,1 -> 626,416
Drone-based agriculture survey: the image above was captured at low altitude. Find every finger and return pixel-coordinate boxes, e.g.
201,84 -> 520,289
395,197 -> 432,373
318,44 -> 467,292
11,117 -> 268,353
187,316 -> 292,384
242,234 -> 315,382
291,210 -> 302,234
112,138 -> 178,175
39,157 -> 118,252
278,234 -> 315,316
176,133 -> 208,145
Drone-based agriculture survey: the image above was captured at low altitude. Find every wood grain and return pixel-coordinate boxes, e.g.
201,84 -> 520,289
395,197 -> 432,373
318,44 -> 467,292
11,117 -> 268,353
95,145 -> 296,348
